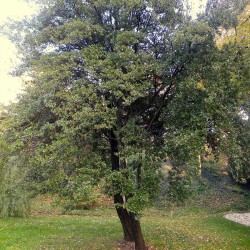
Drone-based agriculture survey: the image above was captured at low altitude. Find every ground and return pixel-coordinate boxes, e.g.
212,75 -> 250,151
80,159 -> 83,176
224,213 -> 250,226
1,163 -> 249,249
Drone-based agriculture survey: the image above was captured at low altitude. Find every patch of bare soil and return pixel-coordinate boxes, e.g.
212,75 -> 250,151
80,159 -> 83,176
31,194 -> 62,216
224,213 -> 250,226
115,240 -> 159,250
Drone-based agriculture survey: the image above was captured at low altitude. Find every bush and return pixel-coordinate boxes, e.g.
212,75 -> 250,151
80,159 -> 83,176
0,157 -> 30,217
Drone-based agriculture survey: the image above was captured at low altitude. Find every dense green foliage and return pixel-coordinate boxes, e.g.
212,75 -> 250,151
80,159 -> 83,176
0,0 -> 249,247
0,107 -> 30,217
219,4 -> 250,185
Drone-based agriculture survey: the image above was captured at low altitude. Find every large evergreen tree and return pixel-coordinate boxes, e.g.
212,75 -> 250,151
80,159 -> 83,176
1,0 -> 248,248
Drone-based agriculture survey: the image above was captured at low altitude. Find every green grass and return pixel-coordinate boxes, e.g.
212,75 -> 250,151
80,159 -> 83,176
0,214 -> 122,250
0,208 -> 249,250
143,208 -> 250,249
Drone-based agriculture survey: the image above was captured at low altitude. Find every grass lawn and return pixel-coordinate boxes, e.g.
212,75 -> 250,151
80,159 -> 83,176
143,208 -> 250,249
0,213 -> 121,250
0,208 -> 249,250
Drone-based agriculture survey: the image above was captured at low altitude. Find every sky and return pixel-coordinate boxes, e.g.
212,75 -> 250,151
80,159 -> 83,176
0,0 -> 207,105
0,0 -> 37,105
189,0 -> 207,17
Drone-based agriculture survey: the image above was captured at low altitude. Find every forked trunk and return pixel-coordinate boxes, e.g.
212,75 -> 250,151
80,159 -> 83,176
110,129 -> 147,249
114,194 -> 134,241
114,194 -> 147,250
129,211 -> 147,250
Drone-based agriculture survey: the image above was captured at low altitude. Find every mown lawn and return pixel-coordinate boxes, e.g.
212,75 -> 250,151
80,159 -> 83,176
0,208 -> 249,250
143,208 -> 250,249
0,214 -> 121,250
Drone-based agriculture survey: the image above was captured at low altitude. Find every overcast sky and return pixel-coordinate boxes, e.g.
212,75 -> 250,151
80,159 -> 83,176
0,0 -> 37,105
0,0 -> 206,105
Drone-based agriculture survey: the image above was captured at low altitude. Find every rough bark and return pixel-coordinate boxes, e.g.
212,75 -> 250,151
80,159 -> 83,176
115,194 -> 134,241
129,212 -> 147,250
110,129 -> 119,172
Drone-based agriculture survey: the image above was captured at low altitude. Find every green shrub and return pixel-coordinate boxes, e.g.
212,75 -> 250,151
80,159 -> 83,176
0,157 -> 30,217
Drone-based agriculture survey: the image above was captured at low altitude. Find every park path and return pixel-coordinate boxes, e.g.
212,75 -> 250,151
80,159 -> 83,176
224,213 -> 250,226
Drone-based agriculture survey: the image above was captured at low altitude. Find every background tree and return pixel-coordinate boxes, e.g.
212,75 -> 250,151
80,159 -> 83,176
0,106 -> 30,217
216,3 -> 250,185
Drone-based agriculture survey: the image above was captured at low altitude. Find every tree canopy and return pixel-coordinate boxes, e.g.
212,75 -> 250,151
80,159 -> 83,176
0,0 -> 249,248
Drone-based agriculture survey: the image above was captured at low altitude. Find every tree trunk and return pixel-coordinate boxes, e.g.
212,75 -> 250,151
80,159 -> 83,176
114,194 -> 134,241
109,129 -> 147,249
129,212 -> 147,250
198,154 -> 202,176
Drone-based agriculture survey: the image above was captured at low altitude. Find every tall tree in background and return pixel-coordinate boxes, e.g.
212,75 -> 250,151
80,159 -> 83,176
1,0 -> 248,248
216,3 -> 250,185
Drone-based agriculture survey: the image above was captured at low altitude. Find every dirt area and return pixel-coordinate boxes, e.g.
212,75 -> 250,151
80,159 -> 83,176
224,213 -> 250,226
116,240 -> 158,250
